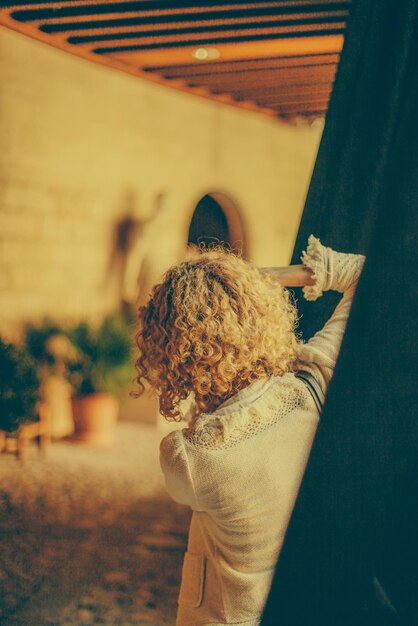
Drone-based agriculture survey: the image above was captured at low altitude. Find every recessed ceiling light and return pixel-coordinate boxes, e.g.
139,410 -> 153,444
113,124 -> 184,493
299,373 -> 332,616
192,47 -> 220,61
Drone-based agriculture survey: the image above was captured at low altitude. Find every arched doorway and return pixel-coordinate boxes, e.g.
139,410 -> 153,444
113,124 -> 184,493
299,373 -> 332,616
187,193 -> 246,256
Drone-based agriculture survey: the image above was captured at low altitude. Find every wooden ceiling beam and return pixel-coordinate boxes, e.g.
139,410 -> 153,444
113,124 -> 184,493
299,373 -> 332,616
193,79 -> 335,93
7,0 -> 351,21
254,89 -> 331,102
71,21 -> 346,48
160,64 -> 338,83
92,35 -> 345,57
260,103 -> 330,113
255,96 -> 330,108
273,104 -> 328,113
226,92 -> 332,104
11,2 -> 282,21
184,63 -> 336,85
251,91 -> 332,106
109,33 -> 344,65
35,10 -> 349,36
215,79 -> 334,97
149,53 -> 340,77
188,71 -> 335,91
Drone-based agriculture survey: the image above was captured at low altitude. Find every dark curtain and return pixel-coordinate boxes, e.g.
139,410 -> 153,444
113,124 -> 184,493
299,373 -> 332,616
262,1 -> 418,625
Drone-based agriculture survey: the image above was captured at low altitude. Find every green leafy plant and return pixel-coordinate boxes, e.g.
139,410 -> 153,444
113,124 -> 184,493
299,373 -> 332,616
24,320 -> 63,367
0,338 -> 40,433
24,320 -> 78,379
67,315 -> 134,397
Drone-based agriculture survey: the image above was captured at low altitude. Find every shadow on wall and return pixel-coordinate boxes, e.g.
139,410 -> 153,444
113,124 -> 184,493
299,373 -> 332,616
106,190 -> 166,314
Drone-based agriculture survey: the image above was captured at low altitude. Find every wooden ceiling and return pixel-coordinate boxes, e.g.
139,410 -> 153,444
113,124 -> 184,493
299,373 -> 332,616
0,1 -> 351,122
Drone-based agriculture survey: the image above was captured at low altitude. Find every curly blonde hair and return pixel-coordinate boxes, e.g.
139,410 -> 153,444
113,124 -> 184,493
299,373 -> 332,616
133,246 -> 299,420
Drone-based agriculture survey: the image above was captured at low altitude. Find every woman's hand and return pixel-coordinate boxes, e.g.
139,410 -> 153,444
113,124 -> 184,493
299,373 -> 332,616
258,264 -> 316,288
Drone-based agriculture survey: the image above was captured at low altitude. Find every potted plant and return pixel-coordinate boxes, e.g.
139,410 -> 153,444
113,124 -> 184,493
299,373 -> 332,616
0,338 -> 40,454
67,314 -> 134,446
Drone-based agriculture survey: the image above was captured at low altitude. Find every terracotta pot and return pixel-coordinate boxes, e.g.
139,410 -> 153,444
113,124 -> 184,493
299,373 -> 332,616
71,393 -> 119,446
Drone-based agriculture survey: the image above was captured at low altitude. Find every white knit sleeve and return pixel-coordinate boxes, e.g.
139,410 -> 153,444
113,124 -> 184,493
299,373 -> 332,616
295,235 -> 366,393
160,430 -> 199,509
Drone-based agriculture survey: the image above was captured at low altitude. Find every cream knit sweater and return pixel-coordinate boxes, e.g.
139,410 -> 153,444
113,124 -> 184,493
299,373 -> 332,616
160,236 -> 365,626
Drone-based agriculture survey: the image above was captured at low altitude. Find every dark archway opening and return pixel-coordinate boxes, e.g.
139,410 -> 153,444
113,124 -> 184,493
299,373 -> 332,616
187,194 -> 230,249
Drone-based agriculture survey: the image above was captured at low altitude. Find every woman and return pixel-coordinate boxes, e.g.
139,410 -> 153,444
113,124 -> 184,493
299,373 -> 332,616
134,235 -> 365,626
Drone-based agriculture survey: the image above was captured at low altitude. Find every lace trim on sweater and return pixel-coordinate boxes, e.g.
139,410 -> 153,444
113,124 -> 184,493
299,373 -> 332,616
301,235 -> 365,301
184,374 -> 311,450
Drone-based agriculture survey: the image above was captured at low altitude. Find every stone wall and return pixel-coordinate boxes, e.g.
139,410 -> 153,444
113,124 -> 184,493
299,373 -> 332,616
0,26 -> 321,338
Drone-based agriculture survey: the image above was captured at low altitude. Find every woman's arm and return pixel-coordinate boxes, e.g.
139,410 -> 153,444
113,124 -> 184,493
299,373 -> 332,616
258,264 -> 316,288
261,237 -> 365,394
160,431 -> 199,509
294,236 -> 366,393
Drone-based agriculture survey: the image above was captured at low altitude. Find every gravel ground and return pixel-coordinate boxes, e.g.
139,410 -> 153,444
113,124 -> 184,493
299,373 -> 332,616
0,422 -> 191,626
